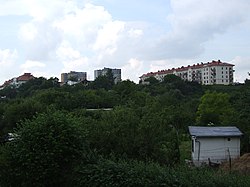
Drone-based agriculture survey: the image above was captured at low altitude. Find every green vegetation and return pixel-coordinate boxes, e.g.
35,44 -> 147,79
0,75 -> 250,186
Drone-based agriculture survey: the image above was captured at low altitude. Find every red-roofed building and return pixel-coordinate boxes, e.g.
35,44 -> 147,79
139,60 -> 234,85
1,73 -> 35,88
17,73 -> 34,84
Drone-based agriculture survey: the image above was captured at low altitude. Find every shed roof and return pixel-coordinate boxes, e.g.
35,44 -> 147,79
188,126 -> 243,137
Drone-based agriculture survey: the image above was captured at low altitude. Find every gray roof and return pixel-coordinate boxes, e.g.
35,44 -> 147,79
188,126 -> 243,137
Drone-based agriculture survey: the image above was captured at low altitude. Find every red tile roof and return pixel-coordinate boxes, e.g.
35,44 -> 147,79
17,73 -> 34,81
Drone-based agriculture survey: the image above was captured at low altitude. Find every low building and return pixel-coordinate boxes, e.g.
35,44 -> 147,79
1,73 -> 34,88
188,126 -> 243,166
94,67 -> 121,84
140,60 -> 234,85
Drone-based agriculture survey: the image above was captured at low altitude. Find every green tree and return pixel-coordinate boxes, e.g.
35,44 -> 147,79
196,91 -> 235,126
145,77 -> 159,84
90,69 -> 115,90
1,98 -> 45,132
0,110 -> 91,186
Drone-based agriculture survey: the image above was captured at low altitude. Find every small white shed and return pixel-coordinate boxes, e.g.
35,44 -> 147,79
188,126 -> 243,166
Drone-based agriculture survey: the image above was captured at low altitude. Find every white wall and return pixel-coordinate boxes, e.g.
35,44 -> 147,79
192,136 -> 240,166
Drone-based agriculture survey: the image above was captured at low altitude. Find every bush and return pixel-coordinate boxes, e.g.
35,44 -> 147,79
72,159 -> 250,187
0,110 -> 91,187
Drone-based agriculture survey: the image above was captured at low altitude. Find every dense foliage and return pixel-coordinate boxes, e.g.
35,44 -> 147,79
0,75 -> 250,186
0,110 -> 92,186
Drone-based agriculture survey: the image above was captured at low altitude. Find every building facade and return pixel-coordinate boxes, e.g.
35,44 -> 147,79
140,60 -> 234,85
94,67 -> 121,84
61,71 -> 87,84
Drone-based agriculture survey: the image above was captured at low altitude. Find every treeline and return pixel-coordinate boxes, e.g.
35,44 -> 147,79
0,74 -> 250,186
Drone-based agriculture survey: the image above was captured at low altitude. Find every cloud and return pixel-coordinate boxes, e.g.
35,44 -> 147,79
0,0 -> 28,16
147,0 -> 250,60
0,49 -> 18,65
1,0 -> 250,84
93,21 -> 125,52
20,60 -> 46,69
122,58 -> 144,82
56,42 -> 89,74
230,56 -> 250,82
0,49 -> 18,84
128,28 -> 143,38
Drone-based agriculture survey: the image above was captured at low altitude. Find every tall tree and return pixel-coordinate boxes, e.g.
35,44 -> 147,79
196,91 -> 234,126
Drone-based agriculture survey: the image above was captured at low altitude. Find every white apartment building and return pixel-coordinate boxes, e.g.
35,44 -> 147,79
140,60 -> 234,85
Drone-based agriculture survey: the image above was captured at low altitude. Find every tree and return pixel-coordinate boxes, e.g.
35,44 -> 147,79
145,77 -> 159,84
196,91 -> 235,126
90,69 -> 115,90
1,98 -> 45,132
0,110 -> 91,186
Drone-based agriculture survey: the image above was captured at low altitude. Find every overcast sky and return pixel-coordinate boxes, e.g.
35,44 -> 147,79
1,0 -> 250,84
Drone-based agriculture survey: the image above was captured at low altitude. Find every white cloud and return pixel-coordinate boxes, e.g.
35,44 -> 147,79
0,49 -> 19,84
148,59 -> 195,72
56,41 -> 81,60
93,21 -> 125,51
128,28 -> 143,38
1,0 -> 250,84
19,22 -> 38,41
0,0 -> 28,16
147,0 -> 250,60
56,42 -> 89,74
122,58 -> 143,82
20,60 -> 46,69
230,56 -> 250,83
0,49 -> 18,65
54,3 -> 112,39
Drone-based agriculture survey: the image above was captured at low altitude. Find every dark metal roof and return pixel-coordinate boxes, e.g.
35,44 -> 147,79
188,126 -> 243,137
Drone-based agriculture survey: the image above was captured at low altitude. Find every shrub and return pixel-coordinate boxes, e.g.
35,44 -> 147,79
0,110 -> 91,187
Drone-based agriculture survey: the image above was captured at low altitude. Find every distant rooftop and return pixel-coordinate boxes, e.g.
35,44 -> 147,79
17,73 -> 34,81
188,126 -> 243,137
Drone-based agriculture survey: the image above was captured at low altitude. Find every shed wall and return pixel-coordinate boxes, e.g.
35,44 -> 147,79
192,137 -> 240,166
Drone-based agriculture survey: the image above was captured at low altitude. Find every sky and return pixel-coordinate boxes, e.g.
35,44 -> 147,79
1,0 -> 250,84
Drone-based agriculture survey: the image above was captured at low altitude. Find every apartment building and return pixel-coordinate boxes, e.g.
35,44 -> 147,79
61,71 -> 87,84
94,67 -> 121,84
140,60 -> 234,85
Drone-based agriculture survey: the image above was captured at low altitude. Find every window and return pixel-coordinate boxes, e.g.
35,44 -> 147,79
222,80 -> 224,82
227,138 -> 231,141
222,76 -> 223,78
192,139 -> 195,152
222,71 -> 223,74
222,67 -> 223,70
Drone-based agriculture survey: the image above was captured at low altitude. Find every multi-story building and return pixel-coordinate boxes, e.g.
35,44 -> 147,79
61,71 -> 87,84
94,67 -> 121,84
140,60 -> 234,85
